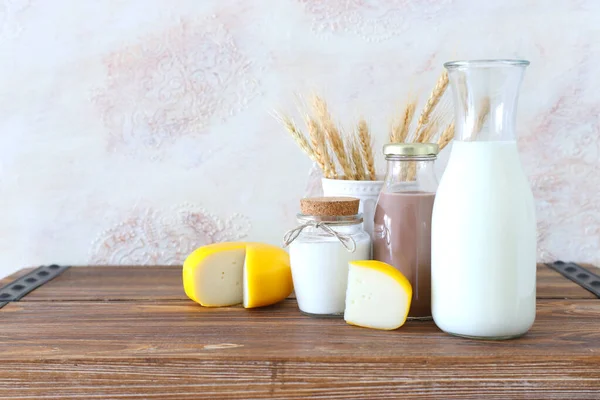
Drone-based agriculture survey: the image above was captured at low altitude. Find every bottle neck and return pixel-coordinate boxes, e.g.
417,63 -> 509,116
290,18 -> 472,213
446,61 -> 527,142
383,155 -> 438,193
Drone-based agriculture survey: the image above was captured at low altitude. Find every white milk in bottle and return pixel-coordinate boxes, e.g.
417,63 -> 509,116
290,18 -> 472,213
431,60 -> 536,339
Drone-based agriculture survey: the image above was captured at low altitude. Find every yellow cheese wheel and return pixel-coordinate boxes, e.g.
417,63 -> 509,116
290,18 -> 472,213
243,243 -> 293,308
183,242 -> 246,307
183,242 -> 292,308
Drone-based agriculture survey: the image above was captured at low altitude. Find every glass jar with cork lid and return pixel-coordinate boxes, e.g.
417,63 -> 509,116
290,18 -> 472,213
284,197 -> 371,317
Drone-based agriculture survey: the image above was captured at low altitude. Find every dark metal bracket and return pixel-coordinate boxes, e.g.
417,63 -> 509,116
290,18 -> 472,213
0,265 -> 70,309
546,261 -> 600,298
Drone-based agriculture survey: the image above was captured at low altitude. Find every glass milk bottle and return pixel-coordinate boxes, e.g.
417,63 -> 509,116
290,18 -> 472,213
284,197 -> 371,317
373,143 -> 439,319
431,60 -> 536,339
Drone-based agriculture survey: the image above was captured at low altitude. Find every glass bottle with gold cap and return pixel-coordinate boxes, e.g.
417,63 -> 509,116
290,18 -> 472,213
373,143 -> 439,319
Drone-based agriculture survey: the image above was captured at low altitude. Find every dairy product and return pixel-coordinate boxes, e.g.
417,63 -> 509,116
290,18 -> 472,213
183,242 -> 293,308
183,242 -> 246,307
289,226 -> 371,315
344,260 -> 412,330
243,243 -> 293,308
431,141 -> 536,338
373,191 -> 435,318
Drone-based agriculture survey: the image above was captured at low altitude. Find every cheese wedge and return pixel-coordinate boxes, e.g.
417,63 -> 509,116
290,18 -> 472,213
183,242 -> 293,308
183,242 -> 246,307
344,260 -> 412,330
243,243 -> 293,308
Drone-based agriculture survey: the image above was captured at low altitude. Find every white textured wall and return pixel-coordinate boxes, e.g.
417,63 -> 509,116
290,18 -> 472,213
0,0 -> 598,277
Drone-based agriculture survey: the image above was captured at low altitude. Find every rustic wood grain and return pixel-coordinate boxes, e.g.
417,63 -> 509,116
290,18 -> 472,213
537,264 -> 597,299
0,299 -> 598,398
0,299 -> 599,359
0,265 -> 598,399
21,266 -> 185,301
0,359 -> 597,399
12,264 -> 598,302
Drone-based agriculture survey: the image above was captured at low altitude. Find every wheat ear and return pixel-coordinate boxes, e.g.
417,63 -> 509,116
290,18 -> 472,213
312,96 -> 353,179
473,97 -> 491,136
414,71 -> 449,138
437,123 -> 455,150
307,116 -> 336,178
349,138 -> 366,180
272,111 -> 316,161
390,100 -> 417,143
306,117 -> 325,172
357,119 -> 376,180
415,119 -> 440,143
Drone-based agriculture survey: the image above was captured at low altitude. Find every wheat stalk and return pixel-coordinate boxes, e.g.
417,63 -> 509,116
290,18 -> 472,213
390,100 -> 416,143
437,123 -> 455,150
415,119 -> 440,143
414,71 -> 449,137
472,97 -> 491,137
272,111 -> 316,162
457,73 -> 468,112
329,131 -> 353,179
306,117 -> 324,167
399,100 -> 417,143
350,138 -> 366,180
357,119 -> 376,180
306,116 -> 337,178
312,95 -> 353,179
321,142 -> 337,179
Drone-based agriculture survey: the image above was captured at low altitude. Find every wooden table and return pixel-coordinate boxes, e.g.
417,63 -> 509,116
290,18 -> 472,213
0,264 -> 598,399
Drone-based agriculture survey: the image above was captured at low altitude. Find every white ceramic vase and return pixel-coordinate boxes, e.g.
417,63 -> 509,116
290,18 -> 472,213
321,178 -> 384,238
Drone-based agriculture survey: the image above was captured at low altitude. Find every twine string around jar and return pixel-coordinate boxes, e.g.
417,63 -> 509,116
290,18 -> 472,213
283,221 -> 357,252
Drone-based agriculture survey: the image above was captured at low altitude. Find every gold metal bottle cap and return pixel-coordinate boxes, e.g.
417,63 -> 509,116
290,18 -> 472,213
383,143 -> 439,156
300,197 -> 360,216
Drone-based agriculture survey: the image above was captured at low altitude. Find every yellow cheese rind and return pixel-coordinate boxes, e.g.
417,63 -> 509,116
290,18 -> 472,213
349,260 -> 412,292
243,243 -> 292,308
183,242 -> 246,307
183,242 -> 292,309
344,260 -> 413,330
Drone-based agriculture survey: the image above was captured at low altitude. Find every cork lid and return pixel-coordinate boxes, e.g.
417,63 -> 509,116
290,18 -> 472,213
300,197 -> 360,216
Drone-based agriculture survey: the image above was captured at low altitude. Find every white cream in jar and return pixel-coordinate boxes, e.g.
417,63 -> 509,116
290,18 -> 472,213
284,197 -> 371,316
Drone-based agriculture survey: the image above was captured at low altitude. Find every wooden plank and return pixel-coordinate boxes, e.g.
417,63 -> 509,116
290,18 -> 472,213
0,299 -> 598,398
0,358 -> 597,399
15,264 -> 598,301
537,264 -> 597,299
22,266 -> 185,301
0,299 -> 598,360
